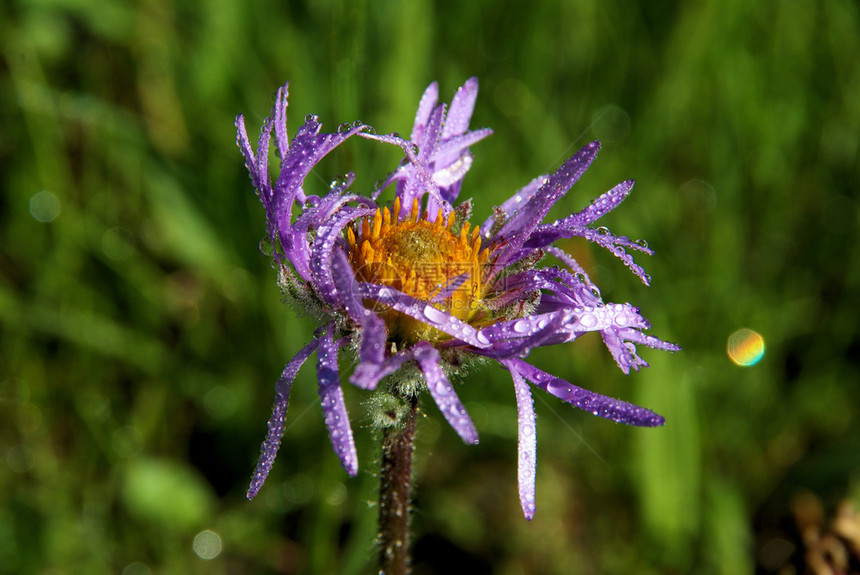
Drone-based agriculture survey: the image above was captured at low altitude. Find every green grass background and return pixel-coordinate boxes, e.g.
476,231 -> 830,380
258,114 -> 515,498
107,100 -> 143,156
2,0 -> 858,573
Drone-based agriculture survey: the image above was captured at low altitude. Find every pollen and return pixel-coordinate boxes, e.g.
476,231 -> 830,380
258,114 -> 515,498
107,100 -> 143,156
347,197 -> 490,341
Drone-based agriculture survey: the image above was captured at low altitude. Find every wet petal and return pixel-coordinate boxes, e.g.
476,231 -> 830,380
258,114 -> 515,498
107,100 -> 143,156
414,342 -> 478,444
442,77 -> 479,139
247,336 -> 321,499
358,283 -> 492,349
500,359 -> 537,520
317,326 -> 358,476
331,250 -> 389,389
412,81 -> 439,142
508,358 -> 665,427
309,207 -> 374,306
273,82 -> 290,161
491,141 -> 601,268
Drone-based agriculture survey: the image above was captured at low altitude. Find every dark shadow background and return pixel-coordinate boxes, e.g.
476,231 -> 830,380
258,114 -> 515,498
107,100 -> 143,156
2,0 -> 858,573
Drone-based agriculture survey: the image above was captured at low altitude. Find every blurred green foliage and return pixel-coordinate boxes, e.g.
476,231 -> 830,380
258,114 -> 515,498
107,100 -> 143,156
2,0 -> 858,573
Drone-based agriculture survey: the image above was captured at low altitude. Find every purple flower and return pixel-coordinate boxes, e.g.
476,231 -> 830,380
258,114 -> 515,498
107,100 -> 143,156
235,78 -> 679,520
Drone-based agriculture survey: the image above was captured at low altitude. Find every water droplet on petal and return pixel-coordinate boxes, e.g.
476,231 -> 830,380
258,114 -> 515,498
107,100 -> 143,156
513,319 -> 530,334
423,304 -> 449,324
546,379 -> 573,399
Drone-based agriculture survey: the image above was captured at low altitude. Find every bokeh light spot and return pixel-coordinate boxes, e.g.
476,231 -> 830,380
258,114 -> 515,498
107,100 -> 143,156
193,530 -> 222,559
727,328 -> 765,366
30,191 -> 61,222
325,482 -> 347,506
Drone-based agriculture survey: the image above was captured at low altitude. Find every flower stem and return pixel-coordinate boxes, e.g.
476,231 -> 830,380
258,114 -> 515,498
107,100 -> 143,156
378,394 -> 419,575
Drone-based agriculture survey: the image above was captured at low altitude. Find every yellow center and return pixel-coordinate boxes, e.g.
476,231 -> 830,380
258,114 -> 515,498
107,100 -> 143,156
347,197 -> 490,342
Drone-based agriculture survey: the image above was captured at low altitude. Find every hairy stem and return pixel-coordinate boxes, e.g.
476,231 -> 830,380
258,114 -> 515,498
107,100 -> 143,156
378,395 -> 419,575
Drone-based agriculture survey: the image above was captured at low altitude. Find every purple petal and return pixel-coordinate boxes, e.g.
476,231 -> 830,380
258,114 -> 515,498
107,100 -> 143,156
480,174 -> 547,237
434,128 -> 493,166
256,117 -> 273,199
272,117 -> 366,255
442,77 -> 478,139
431,152 -> 474,189
412,81 -> 439,142
419,104 -> 445,163
273,83 -> 290,161
317,326 -> 358,476
358,283 -> 492,349
429,273 -> 469,303
414,342 -> 479,444
235,115 -> 262,192
331,250 -> 389,389
490,141 -> 601,271
508,358 -> 665,427
247,337 -> 321,499
308,207 -> 374,306
566,179 -> 635,227
545,247 -> 594,286
500,359 -> 537,520
359,132 -> 449,219
350,347 -> 414,390
601,326 -> 682,375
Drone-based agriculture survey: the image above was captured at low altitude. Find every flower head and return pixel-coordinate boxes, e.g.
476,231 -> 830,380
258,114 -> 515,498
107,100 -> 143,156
235,78 -> 679,519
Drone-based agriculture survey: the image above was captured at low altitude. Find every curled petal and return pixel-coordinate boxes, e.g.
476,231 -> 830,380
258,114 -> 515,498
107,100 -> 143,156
309,207 -> 375,306
414,342 -> 479,444
601,326 -> 682,375
248,336 -> 321,499
350,347 -> 414,390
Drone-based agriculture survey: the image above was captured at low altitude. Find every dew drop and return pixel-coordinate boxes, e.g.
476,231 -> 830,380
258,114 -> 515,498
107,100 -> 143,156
580,313 -> 598,328
338,122 -> 351,133
423,304 -> 449,324
635,238 -> 649,249
513,319 -> 530,334
546,379 -> 573,398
